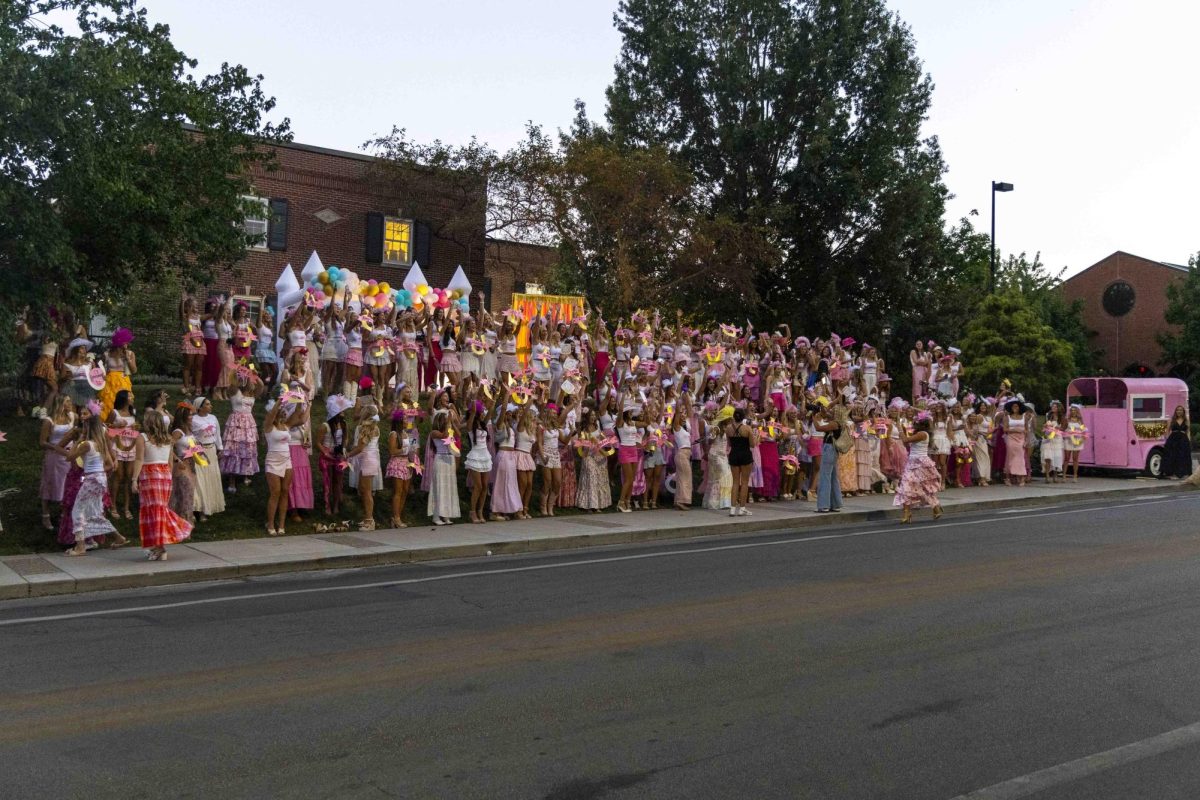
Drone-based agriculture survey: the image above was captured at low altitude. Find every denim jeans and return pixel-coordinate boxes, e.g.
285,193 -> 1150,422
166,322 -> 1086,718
818,442 -> 842,510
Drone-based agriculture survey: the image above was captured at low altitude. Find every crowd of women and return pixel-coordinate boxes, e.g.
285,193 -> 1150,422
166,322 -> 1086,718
25,291 -> 1196,559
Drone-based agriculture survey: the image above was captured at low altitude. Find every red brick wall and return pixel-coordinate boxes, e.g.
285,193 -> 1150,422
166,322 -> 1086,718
484,238 -> 560,312
216,140 -> 486,300
1060,251 -> 1185,374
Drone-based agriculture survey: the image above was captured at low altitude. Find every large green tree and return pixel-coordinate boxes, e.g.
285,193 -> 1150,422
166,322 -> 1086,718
1,0 -> 289,365
993,252 -> 1099,377
959,290 -> 1076,409
1157,252 -> 1200,412
1158,252 -> 1200,370
606,0 -> 949,334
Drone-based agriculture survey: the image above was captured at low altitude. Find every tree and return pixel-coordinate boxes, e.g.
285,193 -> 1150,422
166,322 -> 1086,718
994,252 -> 1099,377
366,106 -> 774,320
1158,252 -> 1200,413
959,290 -> 1076,409
605,0 -> 950,334
1,0 -> 289,367
1158,252 -> 1200,370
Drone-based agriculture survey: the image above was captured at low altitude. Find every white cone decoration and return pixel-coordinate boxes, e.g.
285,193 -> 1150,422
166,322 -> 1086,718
299,250 -> 324,285
447,264 -> 473,296
274,263 -> 303,311
273,263 -> 302,357
403,262 -> 429,293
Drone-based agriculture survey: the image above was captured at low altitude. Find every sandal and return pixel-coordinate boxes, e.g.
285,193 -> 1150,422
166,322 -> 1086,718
41,513 -> 53,531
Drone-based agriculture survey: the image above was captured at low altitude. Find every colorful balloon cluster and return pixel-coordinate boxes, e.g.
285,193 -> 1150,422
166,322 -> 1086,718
399,284 -> 471,314
304,267 -> 472,315
305,265 -> 361,310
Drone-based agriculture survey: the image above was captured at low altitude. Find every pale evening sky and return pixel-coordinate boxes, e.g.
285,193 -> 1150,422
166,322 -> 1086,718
138,0 -> 1200,276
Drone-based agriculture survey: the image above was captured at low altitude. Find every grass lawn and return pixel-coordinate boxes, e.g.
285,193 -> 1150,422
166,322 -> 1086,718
0,382 -> 604,556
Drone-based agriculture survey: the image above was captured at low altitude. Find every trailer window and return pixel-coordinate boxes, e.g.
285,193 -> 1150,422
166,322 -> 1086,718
1131,396 -> 1165,420
1097,379 -> 1127,409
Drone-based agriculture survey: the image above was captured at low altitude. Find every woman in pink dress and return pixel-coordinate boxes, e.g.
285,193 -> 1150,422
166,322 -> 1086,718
909,341 -> 931,401
895,413 -> 943,523
1001,398 -> 1029,486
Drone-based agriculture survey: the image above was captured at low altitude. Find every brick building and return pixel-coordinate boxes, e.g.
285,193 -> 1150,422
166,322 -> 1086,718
220,137 -> 487,306
1060,251 -> 1188,376
483,237 -> 560,310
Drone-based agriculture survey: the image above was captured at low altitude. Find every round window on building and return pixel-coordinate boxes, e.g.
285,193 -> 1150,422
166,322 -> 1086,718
1102,280 -> 1136,317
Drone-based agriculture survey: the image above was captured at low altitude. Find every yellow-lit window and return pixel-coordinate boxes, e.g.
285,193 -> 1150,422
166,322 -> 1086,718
384,217 -> 413,266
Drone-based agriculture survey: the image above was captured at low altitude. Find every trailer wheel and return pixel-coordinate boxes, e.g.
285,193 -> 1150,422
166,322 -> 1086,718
1145,447 -> 1165,478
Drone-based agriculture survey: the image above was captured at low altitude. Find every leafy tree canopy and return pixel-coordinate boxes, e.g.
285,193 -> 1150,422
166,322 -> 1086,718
959,290 -> 1076,409
1158,252 -> 1200,370
1,0 -> 289,364
606,0 -> 950,334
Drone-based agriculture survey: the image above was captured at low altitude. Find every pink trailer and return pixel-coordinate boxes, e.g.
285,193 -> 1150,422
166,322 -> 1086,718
1066,377 -> 1188,477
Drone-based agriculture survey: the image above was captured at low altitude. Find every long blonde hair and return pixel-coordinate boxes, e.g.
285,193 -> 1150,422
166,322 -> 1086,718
142,408 -> 172,447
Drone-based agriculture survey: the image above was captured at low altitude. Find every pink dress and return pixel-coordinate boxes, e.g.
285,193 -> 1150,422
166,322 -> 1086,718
893,438 -> 941,509
219,394 -> 259,476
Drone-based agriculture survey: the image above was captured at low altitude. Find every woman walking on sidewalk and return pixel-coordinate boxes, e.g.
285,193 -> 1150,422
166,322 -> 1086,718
133,409 -> 193,561
895,412 -> 943,523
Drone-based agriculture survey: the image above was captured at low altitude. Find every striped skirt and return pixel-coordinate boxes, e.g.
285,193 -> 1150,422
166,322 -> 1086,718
138,464 -> 193,548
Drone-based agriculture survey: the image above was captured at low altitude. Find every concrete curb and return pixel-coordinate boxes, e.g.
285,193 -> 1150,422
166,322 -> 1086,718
2,482 -> 1191,600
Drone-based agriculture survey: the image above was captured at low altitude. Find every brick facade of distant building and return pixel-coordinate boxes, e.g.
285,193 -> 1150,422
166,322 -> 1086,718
1060,251 -> 1187,376
484,238 -> 560,312
218,138 -> 486,303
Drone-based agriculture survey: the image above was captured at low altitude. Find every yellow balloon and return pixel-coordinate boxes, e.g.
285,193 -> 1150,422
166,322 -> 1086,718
379,282 -> 390,294
417,283 -> 430,296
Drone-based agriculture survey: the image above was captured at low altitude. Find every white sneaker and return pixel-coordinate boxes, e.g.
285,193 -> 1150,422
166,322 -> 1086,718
741,507 -> 752,516
729,508 -> 738,517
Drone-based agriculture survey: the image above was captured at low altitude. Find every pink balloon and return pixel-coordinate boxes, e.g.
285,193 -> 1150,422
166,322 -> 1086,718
368,279 -> 378,286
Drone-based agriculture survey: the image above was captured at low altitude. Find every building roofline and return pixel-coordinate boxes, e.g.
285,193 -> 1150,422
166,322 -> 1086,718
183,122 -> 378,163
1064,250 -> 1190,283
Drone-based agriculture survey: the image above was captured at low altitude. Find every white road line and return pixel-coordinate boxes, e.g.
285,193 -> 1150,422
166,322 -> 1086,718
999,506 -> 1061,513
949,720 -> 1200,799
0,497 -> 1190,627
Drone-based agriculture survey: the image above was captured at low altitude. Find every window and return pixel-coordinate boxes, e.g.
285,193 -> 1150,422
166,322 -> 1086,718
1102,280 -> 1135,317
1131,395 -> 1165,420
242,195 -> 269,250
383,217 -> 413,266
231,294 -> 265,321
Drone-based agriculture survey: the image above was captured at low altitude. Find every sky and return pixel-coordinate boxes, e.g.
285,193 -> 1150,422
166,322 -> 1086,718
136,0 -> 1200,276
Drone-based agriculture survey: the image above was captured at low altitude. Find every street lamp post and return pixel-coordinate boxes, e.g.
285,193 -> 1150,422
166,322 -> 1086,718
990,181 -> 1014,292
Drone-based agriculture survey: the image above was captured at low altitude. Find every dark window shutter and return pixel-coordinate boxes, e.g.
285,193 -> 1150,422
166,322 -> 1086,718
414,220 -> 432,266
267,198 -> 289,251
365,212 -> 384,263
481,277 -> 493,311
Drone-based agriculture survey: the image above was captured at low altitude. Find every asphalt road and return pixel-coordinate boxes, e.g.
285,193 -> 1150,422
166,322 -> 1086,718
3,493 -> 1200,799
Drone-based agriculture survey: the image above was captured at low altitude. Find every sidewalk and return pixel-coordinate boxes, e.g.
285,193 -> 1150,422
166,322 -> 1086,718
0,478 -> 1190,599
